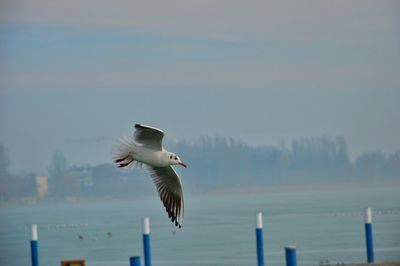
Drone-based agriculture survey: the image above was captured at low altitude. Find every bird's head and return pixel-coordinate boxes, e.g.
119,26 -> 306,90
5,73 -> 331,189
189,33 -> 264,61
169,153 -> 187,168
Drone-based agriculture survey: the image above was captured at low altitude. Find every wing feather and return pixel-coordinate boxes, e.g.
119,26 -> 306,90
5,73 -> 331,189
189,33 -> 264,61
134,124 -> 164,150
147,165 -> 184,228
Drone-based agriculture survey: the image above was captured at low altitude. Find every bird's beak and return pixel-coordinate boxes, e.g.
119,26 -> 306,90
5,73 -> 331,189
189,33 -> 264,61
179,162 -> 187,168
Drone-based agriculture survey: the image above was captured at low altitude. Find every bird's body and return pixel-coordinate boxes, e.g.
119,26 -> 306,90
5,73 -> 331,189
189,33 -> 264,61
114,124 -> 186,228
131,145 -> 171,167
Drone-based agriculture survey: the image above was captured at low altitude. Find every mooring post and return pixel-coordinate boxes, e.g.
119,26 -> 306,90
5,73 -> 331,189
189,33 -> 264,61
285,246 -> 297,266
256,212 -> 265,266
142,217 -> 151,266
30,224 -> 39,266
130,256 -> 141,266
364,207 -> 374,263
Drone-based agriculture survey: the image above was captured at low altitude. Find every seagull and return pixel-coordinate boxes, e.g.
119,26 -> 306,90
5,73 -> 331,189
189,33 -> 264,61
114,123 -> 187,228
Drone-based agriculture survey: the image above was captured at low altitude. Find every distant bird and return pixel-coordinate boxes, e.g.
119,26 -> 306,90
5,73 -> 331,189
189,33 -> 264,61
78,235 -> 84,240
114,123 -> 187,228
107,232 -> 112,238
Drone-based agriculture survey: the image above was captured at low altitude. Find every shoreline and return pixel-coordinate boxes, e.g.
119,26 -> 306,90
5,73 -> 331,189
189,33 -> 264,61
1,180 -> 400,208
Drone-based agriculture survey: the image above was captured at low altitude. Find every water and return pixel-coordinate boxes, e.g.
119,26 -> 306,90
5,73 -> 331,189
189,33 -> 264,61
1,187 -> 399,266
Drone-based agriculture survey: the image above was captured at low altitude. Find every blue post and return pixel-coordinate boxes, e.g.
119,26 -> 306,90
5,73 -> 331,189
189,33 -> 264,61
285,246 -> 297,266
30,224 -> 39,266
142,217 -> 151,266
256,212 -> 265,266
364,207 -> 374,263
130,256 -> 141,266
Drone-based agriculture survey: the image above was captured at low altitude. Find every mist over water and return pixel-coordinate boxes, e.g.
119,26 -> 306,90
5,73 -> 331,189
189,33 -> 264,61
1,187 -> 399,266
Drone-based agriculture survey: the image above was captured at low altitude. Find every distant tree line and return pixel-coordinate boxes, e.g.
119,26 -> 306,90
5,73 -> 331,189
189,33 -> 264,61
169,137 -> 376,188
0,137 -> 399,202
167,136 -> 399,190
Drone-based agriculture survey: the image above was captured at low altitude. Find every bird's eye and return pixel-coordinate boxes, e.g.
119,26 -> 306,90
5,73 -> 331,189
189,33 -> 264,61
170,155 -> 173,159
174,156 -> 178,160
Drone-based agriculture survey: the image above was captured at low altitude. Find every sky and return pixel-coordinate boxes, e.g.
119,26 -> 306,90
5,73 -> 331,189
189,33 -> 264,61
1,0 -> 400,174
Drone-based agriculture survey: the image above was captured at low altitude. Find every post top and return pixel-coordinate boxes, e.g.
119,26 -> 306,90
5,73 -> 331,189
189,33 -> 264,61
256,212 -> 263,229
143,217 -> 150,234
31,224 -> 38,240
285,245 -> 297,250
365,207 -> 372,224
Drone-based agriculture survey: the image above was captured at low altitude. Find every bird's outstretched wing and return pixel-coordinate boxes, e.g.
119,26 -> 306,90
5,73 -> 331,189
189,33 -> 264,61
147,165 -> 184,228
134,123 -> 164,150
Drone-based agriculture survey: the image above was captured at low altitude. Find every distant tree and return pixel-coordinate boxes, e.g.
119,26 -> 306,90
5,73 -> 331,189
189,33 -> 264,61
354,151 -> 386,179
335,136 -> 351,170
0,144 -> 11,201
288,136 -> 352,182
47,152 -> 69,198
385,151 -> 400,178
48,152 -> 68,179
0,144 -> 10,177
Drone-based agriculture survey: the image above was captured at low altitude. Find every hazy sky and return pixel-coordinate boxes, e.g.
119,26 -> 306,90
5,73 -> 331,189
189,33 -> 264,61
1,0 -> 399,173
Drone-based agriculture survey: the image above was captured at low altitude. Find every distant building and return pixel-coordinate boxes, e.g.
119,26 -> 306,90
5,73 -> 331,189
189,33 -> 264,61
67,167 -> 95,196
36,176 -> 48,199
80,175 -> 95,196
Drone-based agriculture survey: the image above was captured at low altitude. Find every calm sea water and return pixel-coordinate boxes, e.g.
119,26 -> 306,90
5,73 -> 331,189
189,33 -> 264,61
0,187 -> 399,266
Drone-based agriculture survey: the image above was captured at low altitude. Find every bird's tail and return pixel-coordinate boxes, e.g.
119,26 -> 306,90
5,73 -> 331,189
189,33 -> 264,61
113,137 -> 139,168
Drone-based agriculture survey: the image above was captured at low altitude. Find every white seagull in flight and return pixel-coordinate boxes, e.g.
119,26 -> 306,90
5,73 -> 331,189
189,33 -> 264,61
114,123 -> 187,228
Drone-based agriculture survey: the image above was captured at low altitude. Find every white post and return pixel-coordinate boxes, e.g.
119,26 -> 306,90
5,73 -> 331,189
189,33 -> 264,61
365,207 -> 372,224
142,217 -> 151,266
364,207 -> 374,263
30,224 -> 39,266
31,224 -> 38,241
256,212 -> 263,230
143,217 -> 150,235
256,212 -> 265,266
